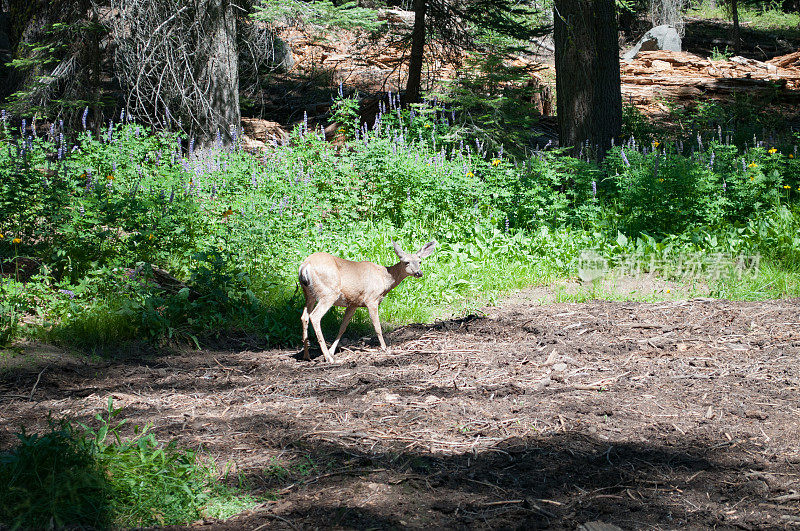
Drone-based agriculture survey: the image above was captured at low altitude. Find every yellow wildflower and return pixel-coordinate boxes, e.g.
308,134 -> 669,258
666,289 -> 671,294
652,141 -> 660,148
466,171 -> 474,178
424,123 -> 431,128
107,174 -> 114,181
148,234 -> 154,240
0,233 -> 3,239
790,154 -> 795,159
492,159 -> 501,167
784,185 -> 792,189
12,238 -> 21,244
768,148 -> 778,154
748,162 -> 757,168
221,207 -> 233,218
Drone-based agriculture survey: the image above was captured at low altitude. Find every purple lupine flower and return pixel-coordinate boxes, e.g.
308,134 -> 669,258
592,180 -> 597,197
82,107 -> 88,129
49,122 -> 55,139
742,159 -> 747,172
189,137 -> 195,156
708,150 -> 715,168
59,289 -> 75,299
169,189 -> 175,203
697,133 -> 702,150
303,111 -> 308,134
106,122 -> 113,142
79,205 -> 85,216
621,148 -> 630,167
338,81 -> 344,98
57,144 -> 64,160
21,119 -> 26,134
1,109 -> 6,122
723,181 -> 727,192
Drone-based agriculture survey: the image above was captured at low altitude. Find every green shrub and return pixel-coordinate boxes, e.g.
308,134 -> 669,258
0,400 -> 253,529
1,94 -> 799,348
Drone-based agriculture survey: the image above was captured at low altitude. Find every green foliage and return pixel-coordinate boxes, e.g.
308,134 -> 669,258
1,94 -> 800,350
710,45 -> 733,61
432,45 -> 551,157
5,18 -> 106,117
0,418 -> 110,530
621,104 -> 653,145
688,0 -> 800,30
0,400 -> 254,529
252,0 -> 383,32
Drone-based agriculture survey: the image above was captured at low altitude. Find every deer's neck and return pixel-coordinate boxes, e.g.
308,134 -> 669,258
385,262 -> 411,292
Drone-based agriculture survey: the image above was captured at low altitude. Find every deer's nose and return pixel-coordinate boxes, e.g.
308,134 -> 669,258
414,271 -> 423,278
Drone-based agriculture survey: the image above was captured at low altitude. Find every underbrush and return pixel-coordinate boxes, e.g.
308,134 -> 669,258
1,95 -> 799,351
688,1 -> 800,30
0,399 -> 254,529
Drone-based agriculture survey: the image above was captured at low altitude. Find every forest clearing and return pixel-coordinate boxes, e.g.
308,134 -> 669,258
3,0 -> 800,528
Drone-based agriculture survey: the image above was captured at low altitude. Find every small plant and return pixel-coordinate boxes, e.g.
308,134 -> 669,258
0,399 -> 255,528
710,45 -> 732,61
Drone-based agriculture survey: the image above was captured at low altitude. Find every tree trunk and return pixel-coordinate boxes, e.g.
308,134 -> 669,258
554,0 -> 622,158
196,0 -> 240,147
405,0 -> 426,104
730,0 -> 740,55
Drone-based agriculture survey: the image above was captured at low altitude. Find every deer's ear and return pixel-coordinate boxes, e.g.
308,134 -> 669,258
417,240 -> 437,259
392,239 -> 408,259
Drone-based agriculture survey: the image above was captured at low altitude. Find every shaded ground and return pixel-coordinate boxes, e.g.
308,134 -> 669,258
2,292 -> 800,529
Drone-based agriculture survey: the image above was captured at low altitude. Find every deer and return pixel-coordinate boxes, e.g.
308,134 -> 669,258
299,239 -> 437,363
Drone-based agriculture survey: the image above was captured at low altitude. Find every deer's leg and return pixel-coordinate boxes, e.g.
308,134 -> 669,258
300,297 -> 314,360
309,297 -> 337,362
366,303 -> 388,352
329,306 -> 356,356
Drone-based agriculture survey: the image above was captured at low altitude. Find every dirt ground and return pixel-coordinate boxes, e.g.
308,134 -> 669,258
2,290 -> 800,530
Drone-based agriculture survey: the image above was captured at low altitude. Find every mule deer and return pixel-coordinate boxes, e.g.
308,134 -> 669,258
299,239 -> 437,362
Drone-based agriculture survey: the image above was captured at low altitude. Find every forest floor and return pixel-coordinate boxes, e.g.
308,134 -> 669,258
2,285 -> 800,529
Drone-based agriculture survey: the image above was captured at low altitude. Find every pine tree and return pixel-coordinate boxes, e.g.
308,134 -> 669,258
554,0 -> 622,158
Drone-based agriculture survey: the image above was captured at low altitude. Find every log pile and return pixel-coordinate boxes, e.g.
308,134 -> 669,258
280,29 -> 800,119
621,50 -> 800,111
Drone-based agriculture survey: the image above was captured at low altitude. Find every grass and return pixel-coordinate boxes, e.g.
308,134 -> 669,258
0,400 -> 257,529
1,91 -> 799,352
688,1 -> 800,30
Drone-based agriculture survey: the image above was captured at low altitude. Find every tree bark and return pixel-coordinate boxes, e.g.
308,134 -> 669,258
196,0 -> 240,147
730,0 -> 740,55
554,0 -> 621,159
405,0 -> 427,104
